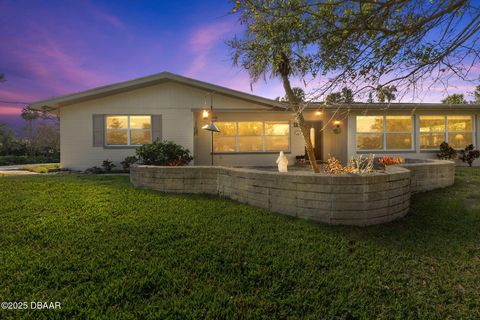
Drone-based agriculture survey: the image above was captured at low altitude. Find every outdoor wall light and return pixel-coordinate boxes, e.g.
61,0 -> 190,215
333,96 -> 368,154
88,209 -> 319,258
333,120 -> 341,134
202,109 -> 209,119
315,110 -> 323,116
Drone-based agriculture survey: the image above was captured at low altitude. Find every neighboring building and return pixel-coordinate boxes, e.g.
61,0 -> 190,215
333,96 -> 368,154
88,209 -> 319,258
30,72 -> 480,170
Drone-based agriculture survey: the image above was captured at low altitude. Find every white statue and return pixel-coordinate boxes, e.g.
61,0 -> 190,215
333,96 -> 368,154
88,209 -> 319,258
276,151 -> 288,172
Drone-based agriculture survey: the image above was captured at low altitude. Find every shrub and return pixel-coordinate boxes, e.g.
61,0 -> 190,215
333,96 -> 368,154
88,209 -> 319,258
102,160 -> 116,172
136,140 -> 193,166
348,154 -> 375,174
379,156 -> 404,167
324,156 -> 352,174
0,155 -> 59,166
459,144 -> 480,167
121,156 -> 138,172
437,142 -> 457,160
84,166 -> 104,174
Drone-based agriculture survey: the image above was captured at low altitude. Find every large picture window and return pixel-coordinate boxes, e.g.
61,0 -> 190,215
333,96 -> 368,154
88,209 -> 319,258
214,121 -> 290,153
419,115 -> 473,149
106,115 -> 151,146
356,115 -> 413,151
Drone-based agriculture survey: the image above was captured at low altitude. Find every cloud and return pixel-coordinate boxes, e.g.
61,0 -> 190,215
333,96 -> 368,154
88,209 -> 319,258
84,2 -> 125,29
0,105 -> 22,116
185,20 -> 237,77
0,22 -> 110,99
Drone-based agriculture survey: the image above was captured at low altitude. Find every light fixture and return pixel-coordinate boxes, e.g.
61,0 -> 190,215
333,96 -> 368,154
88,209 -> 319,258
202,122 -> 220,132
315,110 -> 322,116
202,109 -> 209,119
333,120 -> 341,134
201,92 -> 220,166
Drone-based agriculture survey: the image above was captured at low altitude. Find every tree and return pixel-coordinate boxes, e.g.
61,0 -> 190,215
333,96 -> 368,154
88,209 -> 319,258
275,87 -> 305,103
325,88 -> 354,105
376,86 -> 397,103
442,94 -> 467,104
21,107 -> 40,155
228,0 -> 480,172
31,121 -> 60,157
0,123 -> 16,156
472,85 -> 480,104
229,0 -> 480,172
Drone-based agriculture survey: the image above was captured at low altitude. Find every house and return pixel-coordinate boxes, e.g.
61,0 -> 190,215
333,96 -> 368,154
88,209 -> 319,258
29,72 -> 480,170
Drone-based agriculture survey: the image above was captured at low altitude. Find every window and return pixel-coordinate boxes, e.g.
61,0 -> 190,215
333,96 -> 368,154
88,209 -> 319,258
213,121 -> 290,153
106,115 -> 151,146
419,115 -> 473,149
356,115 -> 413,151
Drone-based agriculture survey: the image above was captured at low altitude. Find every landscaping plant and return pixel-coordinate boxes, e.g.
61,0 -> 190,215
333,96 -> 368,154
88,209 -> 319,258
379,156 -> 404,167
102,159 -> 116,172
348,154 -> 375,174
121,156 -> 138,172
136,139 -> 193,166
437,142 -> 457,160
459,144 -> 480,167
323,156 -> 352,174
84,166 -> 104,174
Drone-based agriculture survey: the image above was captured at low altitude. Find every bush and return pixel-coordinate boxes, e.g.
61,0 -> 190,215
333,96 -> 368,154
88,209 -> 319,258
348,154 -> 375,174
136,140 -> 193,166
324,156 -> 352,174
121,156 -> 138,172
0,155 -> 59,166
437,142 -> 457,160
102,160 -> 116,173
459,144 -> 480,167
84,166 -> 104,174
379,156 -> 404,167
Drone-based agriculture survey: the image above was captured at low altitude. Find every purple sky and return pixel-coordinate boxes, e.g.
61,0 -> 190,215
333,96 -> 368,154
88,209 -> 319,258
0,1 -> 478,132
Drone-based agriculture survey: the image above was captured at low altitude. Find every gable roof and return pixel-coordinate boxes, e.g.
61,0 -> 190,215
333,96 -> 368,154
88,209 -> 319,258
29,71 -> 480,111
29,71 -> 281,110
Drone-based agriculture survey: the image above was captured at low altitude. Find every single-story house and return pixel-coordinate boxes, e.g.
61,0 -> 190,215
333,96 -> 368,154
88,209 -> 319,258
30,72 -> 480,170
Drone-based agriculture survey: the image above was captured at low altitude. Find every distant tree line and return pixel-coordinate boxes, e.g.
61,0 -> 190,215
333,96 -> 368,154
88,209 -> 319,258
442,85 -> 480,104
0,73 -> 59,165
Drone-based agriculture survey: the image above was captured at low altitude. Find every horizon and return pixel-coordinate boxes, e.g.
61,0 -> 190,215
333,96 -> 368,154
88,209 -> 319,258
1,0 -> 479,133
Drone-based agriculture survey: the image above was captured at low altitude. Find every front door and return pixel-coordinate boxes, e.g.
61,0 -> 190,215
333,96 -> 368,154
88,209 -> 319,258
304,121 -> 322,161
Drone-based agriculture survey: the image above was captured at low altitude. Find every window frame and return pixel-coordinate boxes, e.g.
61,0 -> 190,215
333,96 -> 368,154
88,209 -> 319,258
105,115 -> 152,147
355,115 -> 414,152
213,121 -> 291,153
419,115 -> 474,150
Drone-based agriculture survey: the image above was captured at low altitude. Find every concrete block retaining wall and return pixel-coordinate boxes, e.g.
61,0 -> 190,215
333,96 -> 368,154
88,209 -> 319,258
399,160 -> 455,193
132,161 -> 456,225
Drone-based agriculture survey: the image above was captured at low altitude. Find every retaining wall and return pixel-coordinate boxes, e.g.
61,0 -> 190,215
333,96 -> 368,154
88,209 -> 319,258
399,160 -> 455,193
131,165 -> 418,226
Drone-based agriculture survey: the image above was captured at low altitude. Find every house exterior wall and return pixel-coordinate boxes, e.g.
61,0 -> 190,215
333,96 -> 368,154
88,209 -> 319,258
59,82 -> 271,170
194,110 -> 348,166
347,109 -> 480,165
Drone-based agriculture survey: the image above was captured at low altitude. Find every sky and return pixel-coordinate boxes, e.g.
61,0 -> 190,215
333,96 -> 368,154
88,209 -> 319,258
0,0 -> 478,133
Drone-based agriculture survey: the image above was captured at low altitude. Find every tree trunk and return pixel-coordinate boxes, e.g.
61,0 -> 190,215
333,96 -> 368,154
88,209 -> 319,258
279,70 -> 320,173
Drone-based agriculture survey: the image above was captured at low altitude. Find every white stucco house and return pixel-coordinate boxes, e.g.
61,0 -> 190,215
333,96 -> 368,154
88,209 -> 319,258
30,72 -> 480,170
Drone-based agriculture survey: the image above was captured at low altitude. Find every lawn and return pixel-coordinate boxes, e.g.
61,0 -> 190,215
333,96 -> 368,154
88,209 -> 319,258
0,169 -> 479,319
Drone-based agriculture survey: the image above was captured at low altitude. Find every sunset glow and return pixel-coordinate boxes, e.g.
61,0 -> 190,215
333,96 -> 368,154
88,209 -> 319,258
0,1 -> 478,132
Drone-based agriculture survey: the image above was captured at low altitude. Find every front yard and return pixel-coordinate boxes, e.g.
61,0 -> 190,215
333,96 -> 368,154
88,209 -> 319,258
0,168 -> 479,319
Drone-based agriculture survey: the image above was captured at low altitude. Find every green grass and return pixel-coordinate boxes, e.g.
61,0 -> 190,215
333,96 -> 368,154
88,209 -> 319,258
0,168 -> 479,319
19,164 -> 60,173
